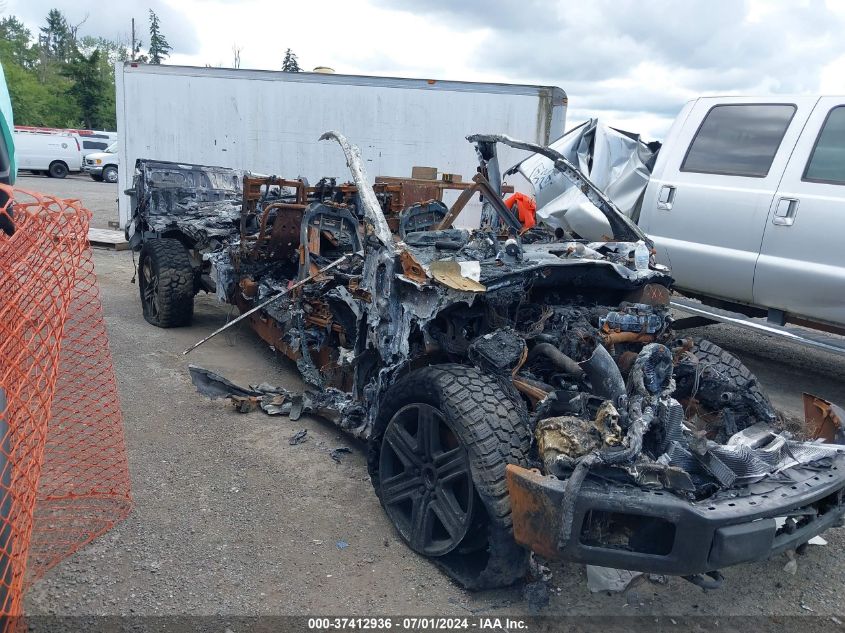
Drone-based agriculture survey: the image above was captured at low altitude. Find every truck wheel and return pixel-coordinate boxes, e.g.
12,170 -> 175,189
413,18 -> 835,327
48,161 -> 68,179
102,165 -> 118,183
369,364 -> 531,590
673,338 -> 776,440
138,238 -> 195,328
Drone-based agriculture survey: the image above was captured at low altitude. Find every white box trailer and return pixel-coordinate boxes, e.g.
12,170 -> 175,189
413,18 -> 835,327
115,62 -> 566,227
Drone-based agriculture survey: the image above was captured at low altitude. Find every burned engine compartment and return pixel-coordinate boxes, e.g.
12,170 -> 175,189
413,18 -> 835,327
129,132 -> 845,524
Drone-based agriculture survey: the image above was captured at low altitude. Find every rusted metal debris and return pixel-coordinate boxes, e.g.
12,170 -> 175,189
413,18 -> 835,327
803,393 -> 845,443
182,252 -> 356,355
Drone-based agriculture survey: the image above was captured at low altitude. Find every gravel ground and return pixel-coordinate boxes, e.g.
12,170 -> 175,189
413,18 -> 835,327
19,179 -> 845,620
16,173 -> 118,230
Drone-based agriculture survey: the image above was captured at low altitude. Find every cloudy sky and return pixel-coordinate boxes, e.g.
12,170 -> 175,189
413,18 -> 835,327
6,0 -> 845,139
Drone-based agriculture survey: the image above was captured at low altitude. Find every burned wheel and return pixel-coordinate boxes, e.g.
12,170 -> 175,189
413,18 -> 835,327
138,238 -> 195,328
673,338 -> 777,441
370,364 -> 532,590
379,403 -> 475,556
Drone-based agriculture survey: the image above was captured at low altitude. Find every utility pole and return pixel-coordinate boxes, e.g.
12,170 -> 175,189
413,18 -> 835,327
131,18 -> 136,61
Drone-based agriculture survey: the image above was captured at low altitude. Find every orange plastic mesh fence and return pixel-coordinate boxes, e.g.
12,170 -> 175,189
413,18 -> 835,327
0,185 -> 132,620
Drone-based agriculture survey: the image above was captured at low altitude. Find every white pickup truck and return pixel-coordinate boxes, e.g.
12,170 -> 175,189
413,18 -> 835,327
512,98 -> 845,355
637,96 -> 845,345
82,141 -> 119,183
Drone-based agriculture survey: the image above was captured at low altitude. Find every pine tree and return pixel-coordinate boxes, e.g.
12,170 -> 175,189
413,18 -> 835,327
147,9 -> 171,64
282,48 -> 301,72
39,9 -> 73,62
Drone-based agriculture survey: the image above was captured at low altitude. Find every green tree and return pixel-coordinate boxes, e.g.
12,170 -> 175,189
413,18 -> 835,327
78,36 -> 122,128
0,16 -> 38,69
63,49 -> 107,129
147,9 -> 171,64
0,10 -> 125,129
282,48 -> 301,72
0,13 -> 79,126
39,9 -> 74,62
41,73 -> 80,127
80,35 -> 129,64
0,59 -> 51,125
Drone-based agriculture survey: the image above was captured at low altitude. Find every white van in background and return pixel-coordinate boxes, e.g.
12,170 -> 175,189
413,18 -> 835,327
13,130 -> 81,178
15,125 -> 116,159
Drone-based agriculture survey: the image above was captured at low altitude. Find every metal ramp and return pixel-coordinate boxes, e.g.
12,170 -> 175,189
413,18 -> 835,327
670,296 -> 845,359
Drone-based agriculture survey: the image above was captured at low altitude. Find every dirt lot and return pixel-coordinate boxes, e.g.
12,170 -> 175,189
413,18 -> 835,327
17,173 -> 119,230
20,175 -> 845,618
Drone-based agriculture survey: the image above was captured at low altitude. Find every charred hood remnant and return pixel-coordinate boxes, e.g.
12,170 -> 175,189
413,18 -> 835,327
133,131 -> 845,591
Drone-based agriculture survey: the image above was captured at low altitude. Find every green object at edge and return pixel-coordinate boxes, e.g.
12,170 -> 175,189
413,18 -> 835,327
0,61 -> 15,184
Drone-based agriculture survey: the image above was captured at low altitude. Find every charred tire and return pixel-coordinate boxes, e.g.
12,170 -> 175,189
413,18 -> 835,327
48,161 -> 68,179
102,165 -> 118,183
138,238 -> 195,328
368,364 -> 531,590
673,338 -> 776,436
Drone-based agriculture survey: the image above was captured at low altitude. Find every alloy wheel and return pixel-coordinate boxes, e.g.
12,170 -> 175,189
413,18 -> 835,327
379,403 -> 474,556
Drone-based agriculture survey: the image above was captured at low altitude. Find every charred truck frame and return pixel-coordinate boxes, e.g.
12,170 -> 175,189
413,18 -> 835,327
126,132 -> 845,590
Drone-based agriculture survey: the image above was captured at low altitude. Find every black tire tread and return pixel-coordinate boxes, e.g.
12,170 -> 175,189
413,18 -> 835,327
139,238 -> 195,328
689,338 -> 771,408
48,161 -> 68,178
370,364 -> 531,589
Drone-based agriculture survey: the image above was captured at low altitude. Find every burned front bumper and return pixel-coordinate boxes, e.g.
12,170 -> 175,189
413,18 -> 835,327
506,459 -> 845,576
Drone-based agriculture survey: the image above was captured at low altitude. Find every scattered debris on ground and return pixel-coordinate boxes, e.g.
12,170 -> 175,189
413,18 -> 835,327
522,581 -> 550,613
330,447 -> 352,463
289,429 -> 308,445
586,566 -> 643,593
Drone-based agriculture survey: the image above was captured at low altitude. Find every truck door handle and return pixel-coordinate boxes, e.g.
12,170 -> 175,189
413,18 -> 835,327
773,197 -> 799,226
657,185 -> 676,211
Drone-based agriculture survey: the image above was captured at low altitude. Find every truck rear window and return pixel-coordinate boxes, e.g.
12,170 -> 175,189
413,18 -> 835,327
681,104 -> 796,178
804,106 -> 845,185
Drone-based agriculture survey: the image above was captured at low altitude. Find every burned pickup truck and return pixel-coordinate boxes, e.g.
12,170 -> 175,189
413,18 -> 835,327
125,132 -> 845,591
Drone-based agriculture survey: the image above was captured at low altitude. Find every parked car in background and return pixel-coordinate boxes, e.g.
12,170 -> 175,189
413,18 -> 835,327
14,126 -> 116,160
639,96 -> 845,334
83,141 -> 119,183
12,129 -> 81,178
